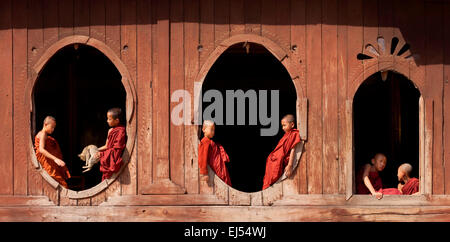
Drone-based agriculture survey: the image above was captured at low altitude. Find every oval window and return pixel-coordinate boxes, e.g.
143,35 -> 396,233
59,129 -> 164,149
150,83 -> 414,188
32,44 -> 126,191
200,42 -> 297,192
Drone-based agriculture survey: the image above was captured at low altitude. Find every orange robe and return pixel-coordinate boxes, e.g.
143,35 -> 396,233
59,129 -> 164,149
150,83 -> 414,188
99,126 -> 127,181
34,134 -> 71,188
262,129 -> 301,190
401,177 -> 419,195
198,137 -> 232,186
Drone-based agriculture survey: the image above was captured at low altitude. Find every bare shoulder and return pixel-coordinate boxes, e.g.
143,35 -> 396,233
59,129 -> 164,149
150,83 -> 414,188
36,130 -> 46,139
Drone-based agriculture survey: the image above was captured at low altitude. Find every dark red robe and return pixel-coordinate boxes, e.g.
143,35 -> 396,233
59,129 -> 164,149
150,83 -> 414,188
262,129 -> 301,190
356,167 -> 383,194
380,188 -> 402,195
401,177 -> 419,195
198,137 -> 232,186
99,126 -> 127,181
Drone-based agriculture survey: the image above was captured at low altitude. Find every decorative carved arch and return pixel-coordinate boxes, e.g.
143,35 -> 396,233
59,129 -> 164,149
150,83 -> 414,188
26,35 -> 137,200
195,33 -> 307,204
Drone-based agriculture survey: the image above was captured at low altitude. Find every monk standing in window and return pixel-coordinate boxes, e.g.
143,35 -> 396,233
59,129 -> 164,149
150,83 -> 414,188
262,114 -> 301,190
94,108 -> 127,181
34,116 -> 71,188
356,153 -> 387,199
397,163 -> 419,195
198,120 -> 232,186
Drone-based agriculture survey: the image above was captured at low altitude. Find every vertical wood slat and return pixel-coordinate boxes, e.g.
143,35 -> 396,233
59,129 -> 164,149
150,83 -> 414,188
377,0 -> 393,57
90,0 -> 106,41
362,0 -> 378,82
305,0 -> 323,194
424,99 -> 434,195
74,0 -> 90,36
322,0 -> 339,194
444,1 -> 450,195
27,0 -> 44,196
0,0 -> 13,195
198,0 -> 214,195
425,1 -> 444,194
214,0 -> 229,45
137,0 -> 152,194
345,100 -> 354,200
184,0 -> 200,194
230,0 -> 244,34
120,0 -> 137,195
337,0 -> 348,194
290,0 -> 307,194
12,0 -> 28,196
244,0 -> 261,35
170,0 -> 185,188
419,96 -> 425,194
59,0 -> 74,39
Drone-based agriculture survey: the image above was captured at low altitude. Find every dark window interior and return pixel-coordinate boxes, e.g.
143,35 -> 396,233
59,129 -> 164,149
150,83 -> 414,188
354,71 -> 420,189
33,44 -> 126,191
201,43 -> 297,192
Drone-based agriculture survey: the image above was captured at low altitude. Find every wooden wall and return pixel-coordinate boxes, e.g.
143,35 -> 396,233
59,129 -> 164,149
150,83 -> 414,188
0,0 -> 450,221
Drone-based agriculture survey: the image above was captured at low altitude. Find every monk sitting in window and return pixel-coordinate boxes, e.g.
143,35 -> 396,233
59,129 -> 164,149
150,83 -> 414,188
262,114 -> 301,190
34,116 -> 71,188
94,108 -> 127,181
356,153 -> 387,199
397,163 -> 419,195
198,120 -> 232,186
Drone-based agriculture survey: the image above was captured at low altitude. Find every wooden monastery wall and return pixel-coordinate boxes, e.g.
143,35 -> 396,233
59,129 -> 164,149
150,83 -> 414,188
0,0 -> 449,221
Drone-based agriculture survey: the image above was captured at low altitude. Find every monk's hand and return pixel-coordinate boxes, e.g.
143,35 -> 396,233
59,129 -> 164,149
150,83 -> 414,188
373,192 -> 383,200
284,165 -> 293,178
54,158 -> 66,167
201,174 -> 209,182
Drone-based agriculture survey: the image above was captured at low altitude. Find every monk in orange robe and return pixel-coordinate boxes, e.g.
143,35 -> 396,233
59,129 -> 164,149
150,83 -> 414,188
198,120 -> 232,186
95,108 -> 127,181
355,153 -> 387,199
262,114 -> 301,190
34,116 -> 71,188
397,163 -> 419,195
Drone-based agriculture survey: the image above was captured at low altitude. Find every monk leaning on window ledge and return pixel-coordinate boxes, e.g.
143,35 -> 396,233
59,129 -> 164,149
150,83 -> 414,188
198,120 -> 232,186
34,116 -> 71,188
262,114 -> 301,190
94,108 -> 127,181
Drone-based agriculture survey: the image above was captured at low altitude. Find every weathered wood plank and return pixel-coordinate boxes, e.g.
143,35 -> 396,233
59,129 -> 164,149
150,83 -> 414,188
170,0 -> 185,188
322,0 -> 339,194
105,0 -> 121,56
100,194 -> 229,206
362,0 -> 378,81
59,0 -> 74,39
337,0 -> 348,194
90,0 -> 106,41
214,0 -> 229,45
425,99 -> 434,195
12,0 -> 28,196
0,0 -> 13,195
137,0 -> 153,194
344,100 -> 354,199
120,0 -> 137,195
27,0 -> 44,196
444,1 -> 450,195
377,0 -> 393,58
425,1 -> 444,195
229,0 -> 244,34
305,0 -> 323,194
4,205 -> 450,222
244,0 -> 261,35
347,0 -> 363,97
0,196 -> 54,206
43,0 -> 59,49
184,0 -> 200,194
290,0 -> 307,194
261,0 -> 277,42
74,0 -> 90,36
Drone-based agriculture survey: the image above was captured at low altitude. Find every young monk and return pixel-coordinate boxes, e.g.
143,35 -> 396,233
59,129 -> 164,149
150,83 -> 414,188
356,153 -> 387,199
262,114 -> 301,190
397,163 -> 419,195
95,108 -> 127,181
34,116 -> 71,188
198,120 -> 232,186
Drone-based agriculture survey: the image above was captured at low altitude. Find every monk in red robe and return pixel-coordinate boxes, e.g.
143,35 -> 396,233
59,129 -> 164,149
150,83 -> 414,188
397,163 -> 419,195
262,114 -> 301,190
356,153 -> 387,199
34,116 -> 71,188
198,120 -> 232,186
95,108 -> 127,181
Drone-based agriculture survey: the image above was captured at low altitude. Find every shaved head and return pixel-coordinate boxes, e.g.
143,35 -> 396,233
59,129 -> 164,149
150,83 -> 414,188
373,153 -> 386,160
399,163 -> 413,176
282,114 -> 295,123
202,120 -> 215,128
43,116 -> 56,125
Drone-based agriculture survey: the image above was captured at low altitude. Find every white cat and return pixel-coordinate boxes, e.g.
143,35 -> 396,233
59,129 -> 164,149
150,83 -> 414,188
78,145 -> 100,173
